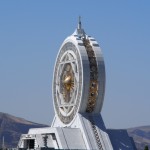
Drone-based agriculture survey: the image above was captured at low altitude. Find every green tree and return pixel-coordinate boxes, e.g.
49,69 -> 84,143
144,145 -> 149,150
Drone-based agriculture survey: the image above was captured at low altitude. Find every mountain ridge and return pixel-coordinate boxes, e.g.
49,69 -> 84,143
0,112 -> 49,148
127,125 -> 150,150
0,112 -> 44,126
0,112 -> 149,150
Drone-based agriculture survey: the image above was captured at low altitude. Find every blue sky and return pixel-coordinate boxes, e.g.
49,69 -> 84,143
0,1 -> 150,129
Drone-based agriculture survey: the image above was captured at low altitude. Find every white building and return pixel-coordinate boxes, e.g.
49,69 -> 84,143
18,18 -> 136,150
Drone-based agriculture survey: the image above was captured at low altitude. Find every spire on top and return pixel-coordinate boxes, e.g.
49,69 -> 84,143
78,16 -> 82,29
75,16 -> 86,38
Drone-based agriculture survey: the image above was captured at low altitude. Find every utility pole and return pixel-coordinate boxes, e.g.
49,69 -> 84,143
2,136 -> 5,150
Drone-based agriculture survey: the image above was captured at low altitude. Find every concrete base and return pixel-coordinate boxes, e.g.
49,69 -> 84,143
18,113 -> 136,150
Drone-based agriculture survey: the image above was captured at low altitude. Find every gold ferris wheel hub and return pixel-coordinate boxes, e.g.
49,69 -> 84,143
63,75 -> 72,84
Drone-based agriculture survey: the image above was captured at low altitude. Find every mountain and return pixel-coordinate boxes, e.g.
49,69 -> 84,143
127,126 -> 150,150
0,112 -> 150,149
0,112 -> 49,148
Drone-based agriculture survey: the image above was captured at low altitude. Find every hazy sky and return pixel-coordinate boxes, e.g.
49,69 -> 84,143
0,1 -> 150,129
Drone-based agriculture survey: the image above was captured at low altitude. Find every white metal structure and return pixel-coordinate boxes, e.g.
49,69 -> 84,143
18,18 -> 136,150
53,17 -> 105,126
